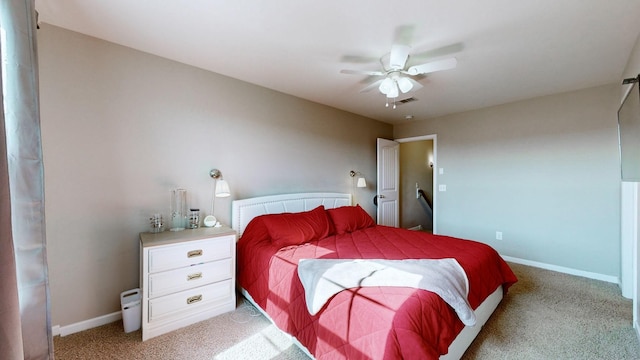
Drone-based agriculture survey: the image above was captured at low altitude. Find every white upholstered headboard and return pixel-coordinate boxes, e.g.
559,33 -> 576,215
231,192 -> 352,237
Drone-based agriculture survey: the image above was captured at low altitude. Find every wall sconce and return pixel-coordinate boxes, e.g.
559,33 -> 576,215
204,168 -> 230,227
350,170 -> 367,188
350,170 -> 366,205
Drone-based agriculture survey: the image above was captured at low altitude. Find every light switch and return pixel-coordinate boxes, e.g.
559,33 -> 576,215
439,168 -> 444,175
438,185 -> 447,192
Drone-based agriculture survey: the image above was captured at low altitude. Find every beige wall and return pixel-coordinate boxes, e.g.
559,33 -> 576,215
38,24 -> 392,327
394,84 -> 621,277
622,32 -> 640,85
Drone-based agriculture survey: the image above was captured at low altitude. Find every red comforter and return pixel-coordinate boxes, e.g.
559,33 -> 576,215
237,225 -> 517,359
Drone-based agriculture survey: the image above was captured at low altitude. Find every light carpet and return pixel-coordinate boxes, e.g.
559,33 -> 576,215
53,263 -> 640,359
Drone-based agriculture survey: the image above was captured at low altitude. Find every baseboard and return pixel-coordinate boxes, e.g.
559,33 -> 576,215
501,255 -> 620,284
52,311 -> 122,337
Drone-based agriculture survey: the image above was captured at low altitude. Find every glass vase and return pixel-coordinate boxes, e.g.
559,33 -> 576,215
170,188 -> 187,231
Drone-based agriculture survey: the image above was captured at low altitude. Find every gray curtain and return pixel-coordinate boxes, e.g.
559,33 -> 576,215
0,0 -> 53,359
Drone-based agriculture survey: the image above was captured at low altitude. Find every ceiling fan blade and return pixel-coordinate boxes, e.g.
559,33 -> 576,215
340,54 -> 379,63
393,25 -> 415,46
405,57 -> 457,76
360,79 -> 384,93
411,43 -> 464,61
389,44 -> 410,69
341,69 -> 385,76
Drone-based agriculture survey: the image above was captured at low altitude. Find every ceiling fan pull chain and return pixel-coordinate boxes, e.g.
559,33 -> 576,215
385,99 -> 389,108
393,98 -> 397,109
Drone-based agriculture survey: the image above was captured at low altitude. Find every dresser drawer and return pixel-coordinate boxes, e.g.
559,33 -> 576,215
148,235 -> 233,273
148,280 -> 233,322
148,258 -> 232,298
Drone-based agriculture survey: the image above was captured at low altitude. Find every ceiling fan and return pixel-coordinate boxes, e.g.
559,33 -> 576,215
340,43 -> 458,107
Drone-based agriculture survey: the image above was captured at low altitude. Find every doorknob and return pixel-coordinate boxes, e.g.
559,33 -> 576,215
378,195 -> 385,198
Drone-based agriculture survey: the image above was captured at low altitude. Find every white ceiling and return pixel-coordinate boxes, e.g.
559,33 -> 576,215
35,0 -> 640,124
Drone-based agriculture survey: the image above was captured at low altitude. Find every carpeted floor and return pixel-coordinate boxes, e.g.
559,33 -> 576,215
462,263 -> 640,359
53,263 -> 640,359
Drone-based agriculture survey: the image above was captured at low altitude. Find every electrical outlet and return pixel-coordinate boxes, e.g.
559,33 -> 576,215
496,231 -> 503,240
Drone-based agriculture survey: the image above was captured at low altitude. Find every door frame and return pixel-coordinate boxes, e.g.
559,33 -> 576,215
395,134 -> 438,234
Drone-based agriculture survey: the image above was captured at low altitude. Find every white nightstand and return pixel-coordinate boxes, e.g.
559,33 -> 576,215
139,226 -> 236,341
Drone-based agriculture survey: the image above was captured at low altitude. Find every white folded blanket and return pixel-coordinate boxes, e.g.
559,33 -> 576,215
297,258 -> 476,326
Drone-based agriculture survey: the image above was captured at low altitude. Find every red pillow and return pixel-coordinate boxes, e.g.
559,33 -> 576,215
326,205 -> 375,234
238,216 -> 271,245
262,206 -> 332,247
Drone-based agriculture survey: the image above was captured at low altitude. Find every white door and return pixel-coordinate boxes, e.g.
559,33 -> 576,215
377,138 -> 399,227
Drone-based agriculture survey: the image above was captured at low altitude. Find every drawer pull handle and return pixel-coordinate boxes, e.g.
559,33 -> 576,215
187,249 -> 203,258
187,295 -> 202,305
187,272 -> 203,281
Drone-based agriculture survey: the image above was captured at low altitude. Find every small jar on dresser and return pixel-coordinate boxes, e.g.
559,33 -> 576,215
139,225 -> 236,341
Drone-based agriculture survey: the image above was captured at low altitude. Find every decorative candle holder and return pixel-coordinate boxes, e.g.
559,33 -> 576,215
149,213 -> 164,233
188,208 -> 200,229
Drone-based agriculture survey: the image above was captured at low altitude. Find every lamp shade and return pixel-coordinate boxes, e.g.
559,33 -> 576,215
378,77 -> 394,95
386,81 -> 399,98
215,179 -> 230,197
356,177 -> 367,188
396,77 -> 413,93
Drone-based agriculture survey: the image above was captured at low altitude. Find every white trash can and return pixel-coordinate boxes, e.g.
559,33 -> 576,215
120,288 -> 141,333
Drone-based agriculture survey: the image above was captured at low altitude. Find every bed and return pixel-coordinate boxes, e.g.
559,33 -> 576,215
232,192 -> 517,359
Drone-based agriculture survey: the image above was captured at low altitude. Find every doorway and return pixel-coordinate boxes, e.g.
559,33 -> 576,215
396,135 -> 437,233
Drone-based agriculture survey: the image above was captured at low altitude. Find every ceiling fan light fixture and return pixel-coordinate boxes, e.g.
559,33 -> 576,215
341,39 -> 459,109
379,77 -> 394,95
386,82 -> 399,98
396,77 -> 413,93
